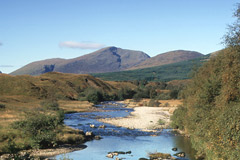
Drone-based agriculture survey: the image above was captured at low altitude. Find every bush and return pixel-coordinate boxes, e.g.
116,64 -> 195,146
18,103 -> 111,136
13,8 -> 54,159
148,99 -> 160,107
156,92 -> 170,100
158,119 -> 166,125
170,106 -> 186,130
169,89 -> 179,99
12,110 -> 64,149
0,104 -> 5,109
40,100 -> 59,110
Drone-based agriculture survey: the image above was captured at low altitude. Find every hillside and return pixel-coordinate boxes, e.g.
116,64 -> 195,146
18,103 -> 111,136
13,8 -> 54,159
11,47 -> 150,75
171,47 -> 240,159
92,54 -> 210,81
128,50 -> 203,70
0,72 -> 136,100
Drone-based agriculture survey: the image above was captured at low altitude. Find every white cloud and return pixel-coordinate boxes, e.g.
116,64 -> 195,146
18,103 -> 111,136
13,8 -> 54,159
59,41 -> 105,49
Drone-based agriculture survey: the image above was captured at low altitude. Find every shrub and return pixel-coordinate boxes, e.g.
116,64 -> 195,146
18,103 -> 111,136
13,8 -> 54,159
12,110 -> 64,149
156,92 -> 170,100
0,104 -> 5,109
148,99 -> 160,107
169,89 -> 179,99
170,106 -> 186,130
40,100 -> 59,110
158,119 -> 166,125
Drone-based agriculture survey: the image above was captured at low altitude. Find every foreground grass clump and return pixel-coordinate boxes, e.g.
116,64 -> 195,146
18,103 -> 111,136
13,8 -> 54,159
11,109 -> 64,149
148,152 -> 172,160
0,100 -> 86,157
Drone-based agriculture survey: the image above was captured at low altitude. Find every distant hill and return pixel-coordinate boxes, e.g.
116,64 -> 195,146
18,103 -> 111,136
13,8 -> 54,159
11,47 -> 150,75
92,54 -> 210,81
128,50 -> 203,70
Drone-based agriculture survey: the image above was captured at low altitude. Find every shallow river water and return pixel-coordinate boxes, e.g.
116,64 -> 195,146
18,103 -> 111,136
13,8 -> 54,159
55,102 -> 197,160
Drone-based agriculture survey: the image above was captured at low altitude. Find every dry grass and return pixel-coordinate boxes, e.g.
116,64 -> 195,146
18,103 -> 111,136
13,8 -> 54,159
148,152 -> 172,159
56,126 -> 85,145
59,100 -> 94,113
159,99 -> 182,107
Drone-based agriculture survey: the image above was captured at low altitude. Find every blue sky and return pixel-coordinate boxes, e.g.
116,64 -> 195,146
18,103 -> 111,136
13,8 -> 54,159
0,0 -> 239,73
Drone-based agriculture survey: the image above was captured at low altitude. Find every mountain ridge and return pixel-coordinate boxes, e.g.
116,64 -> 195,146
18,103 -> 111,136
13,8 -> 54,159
128,50 -> 203,70
11,47 -> 203,76
11,47 -> 150,75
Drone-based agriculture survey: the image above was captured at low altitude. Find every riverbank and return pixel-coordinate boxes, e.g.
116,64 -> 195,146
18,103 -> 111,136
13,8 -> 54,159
99,104 -> 178,132
30,144 -> 87,159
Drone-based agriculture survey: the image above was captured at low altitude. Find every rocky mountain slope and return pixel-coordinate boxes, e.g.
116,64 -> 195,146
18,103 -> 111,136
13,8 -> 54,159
11,47 -> 150,75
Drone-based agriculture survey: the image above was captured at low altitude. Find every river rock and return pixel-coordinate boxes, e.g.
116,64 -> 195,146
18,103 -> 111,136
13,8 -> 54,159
106,153 -> 114,158
99,125 -> 106,129
174,152 -> 185,157
90,124 -> 95,128
85,131 -> 94,137
94,135 -> 102,140
112,152 -> 119,156
172,147 -> 178,151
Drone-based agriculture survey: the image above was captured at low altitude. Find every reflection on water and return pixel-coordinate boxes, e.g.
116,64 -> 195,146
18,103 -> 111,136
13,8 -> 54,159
55,102 -> 197,160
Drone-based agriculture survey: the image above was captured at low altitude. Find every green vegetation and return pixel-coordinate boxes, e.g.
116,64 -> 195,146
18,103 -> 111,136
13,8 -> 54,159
92,55 -> 209,81
0,104 -> 5,109
158,119 -> 166,125
170,106 -> 186,130
148,152 -> 172,159
173,48 -> 240,159
12,109 -> 64,149
0,100 -> 86,158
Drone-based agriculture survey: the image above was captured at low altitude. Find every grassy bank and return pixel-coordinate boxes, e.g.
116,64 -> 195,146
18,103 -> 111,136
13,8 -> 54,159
0,97 -> 90,159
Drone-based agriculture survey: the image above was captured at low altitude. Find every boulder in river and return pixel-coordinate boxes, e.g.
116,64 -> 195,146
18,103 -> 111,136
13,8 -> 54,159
99,125 -> 106,129
174,152 -> 185,157
106,153 -> 114,158
94,135 -> 102,140
85,131 -> 95,138
172,147 -> 178,151
90,124 -> 95,128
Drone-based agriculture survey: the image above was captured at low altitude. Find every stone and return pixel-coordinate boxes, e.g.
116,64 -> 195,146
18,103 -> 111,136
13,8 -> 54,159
90,124 -> 95,128
172,147 -> 178,151
112,152 -> 119,156
174,152 -> 185,157
94,135 -> 102,140
106,153 -> 114,158
99,125 -> 106,129
85,131 -> 94,137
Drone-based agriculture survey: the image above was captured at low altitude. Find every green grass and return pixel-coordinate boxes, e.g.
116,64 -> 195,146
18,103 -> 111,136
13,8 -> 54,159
92,55 -> 210,81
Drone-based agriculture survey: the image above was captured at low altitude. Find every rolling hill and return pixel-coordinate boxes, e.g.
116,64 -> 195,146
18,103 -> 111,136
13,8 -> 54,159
128,50 -> 203,70
0,72 -> 136,100
11,47 -> 150,75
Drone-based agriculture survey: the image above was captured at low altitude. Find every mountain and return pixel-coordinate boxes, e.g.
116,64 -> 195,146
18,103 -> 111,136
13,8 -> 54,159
128,50 -> 204,70
11,47 -> 150,75
92,54 -> 210,81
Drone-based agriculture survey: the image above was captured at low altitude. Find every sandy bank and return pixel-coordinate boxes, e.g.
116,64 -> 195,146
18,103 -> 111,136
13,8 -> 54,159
31,144 -> 87,159
99,106 -> 175,132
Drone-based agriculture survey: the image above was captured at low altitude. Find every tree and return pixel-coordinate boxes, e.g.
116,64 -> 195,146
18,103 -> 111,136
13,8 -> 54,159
223,4 -> 240,47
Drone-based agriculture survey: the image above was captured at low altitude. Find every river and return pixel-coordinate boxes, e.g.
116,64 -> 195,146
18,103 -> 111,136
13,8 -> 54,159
54,102 -> 197,160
